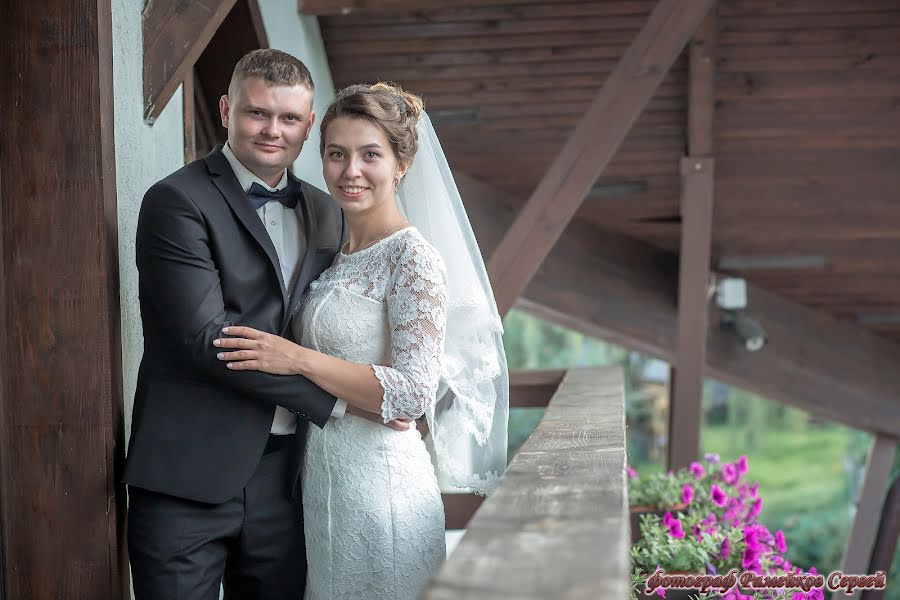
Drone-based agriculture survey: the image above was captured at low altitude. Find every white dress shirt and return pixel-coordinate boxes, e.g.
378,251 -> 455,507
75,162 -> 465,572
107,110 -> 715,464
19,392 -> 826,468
221,143 -> 346,432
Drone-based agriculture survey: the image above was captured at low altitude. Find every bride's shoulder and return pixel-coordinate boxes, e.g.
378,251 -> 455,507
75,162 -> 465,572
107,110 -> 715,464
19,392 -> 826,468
388,228 -> 446,278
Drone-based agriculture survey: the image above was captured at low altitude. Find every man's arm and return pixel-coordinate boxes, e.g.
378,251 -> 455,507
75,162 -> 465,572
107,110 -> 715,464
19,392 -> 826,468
136,181 -> 336,426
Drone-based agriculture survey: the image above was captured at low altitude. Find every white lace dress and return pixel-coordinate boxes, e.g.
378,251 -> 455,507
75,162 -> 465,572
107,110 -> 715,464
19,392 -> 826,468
295,227 -> 447,600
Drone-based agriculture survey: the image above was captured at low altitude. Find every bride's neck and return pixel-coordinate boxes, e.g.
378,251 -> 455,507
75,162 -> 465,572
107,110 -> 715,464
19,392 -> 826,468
344,204 -> 408,253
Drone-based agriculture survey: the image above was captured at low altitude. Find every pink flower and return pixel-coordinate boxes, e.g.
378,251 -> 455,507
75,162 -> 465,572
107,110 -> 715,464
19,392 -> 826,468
750,482 -> 759,497
748,497 -> 763,520
705,452 -> 720,464
722,462 -> 739,485
682,484 -> 694,505
719,537 -> 731,560
655,587 -> 666,597
775,530 -> 787,553
701,513 -> 717,527
627,465 -> 638,479
690,461 -> 705,479
737,455 -> 749,476
710,484 -> 728,507
663,511 -> 675,526
667,517 -> 685,539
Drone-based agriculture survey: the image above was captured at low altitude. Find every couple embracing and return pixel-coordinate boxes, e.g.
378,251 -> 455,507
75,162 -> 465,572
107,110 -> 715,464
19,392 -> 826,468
123,49 -> 509,600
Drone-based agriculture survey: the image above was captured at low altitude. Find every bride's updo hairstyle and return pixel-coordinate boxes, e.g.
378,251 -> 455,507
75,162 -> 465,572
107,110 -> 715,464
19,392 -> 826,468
319,82 -> 425,169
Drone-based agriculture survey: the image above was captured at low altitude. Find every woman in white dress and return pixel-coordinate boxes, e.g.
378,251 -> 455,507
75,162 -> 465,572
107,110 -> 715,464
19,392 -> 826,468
213,83 -> 509,600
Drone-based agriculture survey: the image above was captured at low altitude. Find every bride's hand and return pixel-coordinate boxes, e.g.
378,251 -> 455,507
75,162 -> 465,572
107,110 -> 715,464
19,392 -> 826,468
213,326 -> 303,375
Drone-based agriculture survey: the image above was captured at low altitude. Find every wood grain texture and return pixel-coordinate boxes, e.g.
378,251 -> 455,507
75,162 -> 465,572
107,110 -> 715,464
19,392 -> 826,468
456,172 -> 900,438
485,0 -> 715,315
319,0 -> 900,344
142,0 -> 238,122
0,0 -> 126,597
423,367 -> 629,599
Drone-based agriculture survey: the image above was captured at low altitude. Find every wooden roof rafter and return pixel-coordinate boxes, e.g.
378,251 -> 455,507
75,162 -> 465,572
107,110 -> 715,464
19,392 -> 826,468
456,171 -> 900,439
142,0 -> 239,123
485,0 -> 717,316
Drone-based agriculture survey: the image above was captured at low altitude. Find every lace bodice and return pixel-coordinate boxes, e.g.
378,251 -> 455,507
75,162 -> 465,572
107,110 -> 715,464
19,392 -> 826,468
295,227 -> 448,421
297,227 -> 448,599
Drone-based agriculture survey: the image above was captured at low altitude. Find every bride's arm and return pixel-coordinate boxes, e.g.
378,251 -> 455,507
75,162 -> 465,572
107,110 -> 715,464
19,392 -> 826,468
215,239 -> 447,422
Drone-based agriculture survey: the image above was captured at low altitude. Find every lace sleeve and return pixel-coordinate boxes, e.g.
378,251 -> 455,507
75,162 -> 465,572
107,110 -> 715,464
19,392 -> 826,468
372,237 -> 448,422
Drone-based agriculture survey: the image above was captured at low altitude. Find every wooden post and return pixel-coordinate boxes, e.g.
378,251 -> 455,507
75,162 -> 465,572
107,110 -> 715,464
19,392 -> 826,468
668,8 -> 717,471
0,0 -> 127,597
668,157 -> 715,470
843,434 -> 898,599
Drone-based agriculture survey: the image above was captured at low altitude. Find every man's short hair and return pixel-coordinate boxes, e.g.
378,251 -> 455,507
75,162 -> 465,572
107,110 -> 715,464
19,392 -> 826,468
228,49 -> 315,99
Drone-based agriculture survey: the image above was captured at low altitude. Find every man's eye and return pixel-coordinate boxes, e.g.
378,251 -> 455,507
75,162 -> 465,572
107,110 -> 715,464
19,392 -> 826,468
285,115 -> 298,121
330,151 -> 344,159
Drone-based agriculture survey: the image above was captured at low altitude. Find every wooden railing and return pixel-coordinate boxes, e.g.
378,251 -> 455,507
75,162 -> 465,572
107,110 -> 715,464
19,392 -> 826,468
423,366 -> 630,599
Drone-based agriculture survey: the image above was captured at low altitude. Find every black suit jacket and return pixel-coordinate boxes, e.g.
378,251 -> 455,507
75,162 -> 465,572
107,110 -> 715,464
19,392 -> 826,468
123,145 -> 344,504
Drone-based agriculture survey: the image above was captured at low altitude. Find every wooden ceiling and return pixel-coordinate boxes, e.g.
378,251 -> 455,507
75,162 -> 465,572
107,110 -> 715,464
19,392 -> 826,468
306,0 -> 900,343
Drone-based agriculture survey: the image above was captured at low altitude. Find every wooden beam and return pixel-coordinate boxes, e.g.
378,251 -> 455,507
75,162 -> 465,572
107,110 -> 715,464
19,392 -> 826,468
300,0 -> 473,15
668,158 -> 715,470
184,69 -> 197,164
456,172 -> 900,438
510,369 -> 565,408
862,476 -> 900,600
442,493 -> 484,530
142,0 -> 238,123
668,8 -> 717,470
486,0 -> 716,316
843,434 -> 898,599
1,1 -> 126,597
687,10 -> 717,155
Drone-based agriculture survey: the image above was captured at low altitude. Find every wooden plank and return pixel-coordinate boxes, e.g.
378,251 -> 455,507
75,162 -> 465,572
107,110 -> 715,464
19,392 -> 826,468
509,369 -> 565,408
669,159 -> 715,471
485,0 -> 715,316
842,434 -> 898,599
305,0 -> 653,15
142,0 -> 238,122
442,493 -> 484,530
423,367 -> 629,599
184,69 -> 196,164
0,1 -> 126,598
455,172 -> 900,438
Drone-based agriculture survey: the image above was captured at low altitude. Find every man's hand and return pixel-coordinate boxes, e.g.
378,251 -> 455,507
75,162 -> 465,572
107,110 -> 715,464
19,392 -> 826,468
346,404 -> 412,431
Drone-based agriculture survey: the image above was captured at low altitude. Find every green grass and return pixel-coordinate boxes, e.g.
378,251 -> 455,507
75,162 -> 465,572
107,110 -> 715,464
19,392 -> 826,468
701,424 -> 856,519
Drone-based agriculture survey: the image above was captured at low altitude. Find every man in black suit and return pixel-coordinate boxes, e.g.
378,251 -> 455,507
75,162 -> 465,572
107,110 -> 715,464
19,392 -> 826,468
124,49 -> 406,600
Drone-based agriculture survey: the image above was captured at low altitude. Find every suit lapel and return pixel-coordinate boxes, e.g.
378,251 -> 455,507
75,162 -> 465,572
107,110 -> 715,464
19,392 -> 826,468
204,146 -> 289,302
282,178 -> 320,334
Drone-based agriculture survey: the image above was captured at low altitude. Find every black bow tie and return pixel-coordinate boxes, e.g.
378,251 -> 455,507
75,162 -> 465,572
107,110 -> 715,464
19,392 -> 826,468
248,181 -> 300,211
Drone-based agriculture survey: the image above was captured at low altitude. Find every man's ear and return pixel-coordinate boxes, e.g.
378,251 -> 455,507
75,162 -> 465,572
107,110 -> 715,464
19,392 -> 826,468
305,111 -> 316,141
219,95 -> 231,128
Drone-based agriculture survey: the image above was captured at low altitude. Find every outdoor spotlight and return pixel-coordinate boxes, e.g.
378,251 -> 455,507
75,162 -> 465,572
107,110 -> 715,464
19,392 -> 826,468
714,277 -> 767,352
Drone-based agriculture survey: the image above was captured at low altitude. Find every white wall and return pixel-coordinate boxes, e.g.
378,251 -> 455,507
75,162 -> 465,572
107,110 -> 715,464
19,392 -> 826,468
112,0 -> 186,442
258,0 -> 337,191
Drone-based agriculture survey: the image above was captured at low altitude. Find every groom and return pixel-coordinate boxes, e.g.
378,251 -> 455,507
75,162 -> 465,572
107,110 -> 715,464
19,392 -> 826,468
124,49 -> 406,599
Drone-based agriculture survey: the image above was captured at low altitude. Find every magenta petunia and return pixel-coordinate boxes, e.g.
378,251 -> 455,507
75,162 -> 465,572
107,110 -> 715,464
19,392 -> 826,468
748,497 -> 763,520
710,484 -> 728,507
719,537 -> 731,560
663,511 -> 675,526
721,462 -> 739,485
737,455 -> 749,476
775,530 -> 787,553
682,484 -> 694,505
690,461 -> 705,479
627,465 -> 638,479
701,513 -> 717,527
750,482 -> 759,497
668,519 -> 685,539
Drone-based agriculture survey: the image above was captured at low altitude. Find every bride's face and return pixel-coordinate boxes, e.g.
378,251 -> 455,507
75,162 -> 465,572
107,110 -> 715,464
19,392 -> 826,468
322,116 -> 406,216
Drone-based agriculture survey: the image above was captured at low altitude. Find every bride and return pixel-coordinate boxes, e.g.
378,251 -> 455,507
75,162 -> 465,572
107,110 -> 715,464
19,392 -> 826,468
212,82 -> 509,599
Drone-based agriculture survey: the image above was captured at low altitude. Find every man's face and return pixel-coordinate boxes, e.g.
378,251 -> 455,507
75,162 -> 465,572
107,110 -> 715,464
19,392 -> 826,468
220,77 -> 315,183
